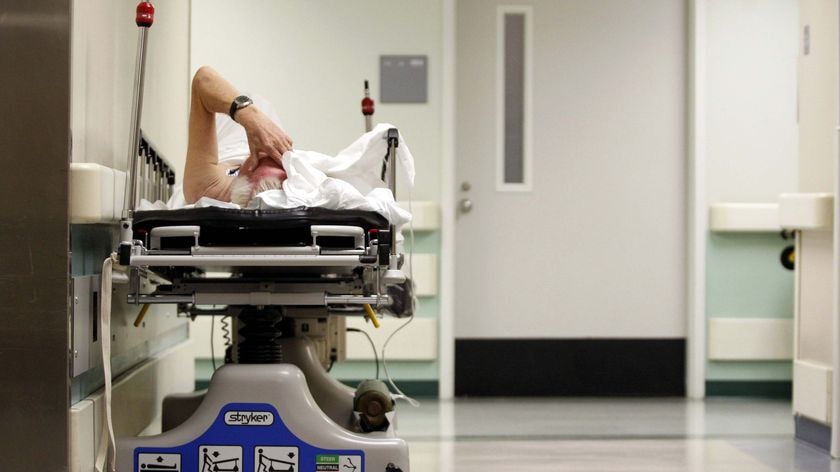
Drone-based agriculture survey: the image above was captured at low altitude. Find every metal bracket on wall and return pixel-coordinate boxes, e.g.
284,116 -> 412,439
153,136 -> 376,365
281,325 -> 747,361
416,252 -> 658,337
71,274 -> 102,378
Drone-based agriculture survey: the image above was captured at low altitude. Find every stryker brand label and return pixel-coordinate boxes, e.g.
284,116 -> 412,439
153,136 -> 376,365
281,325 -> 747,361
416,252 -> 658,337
224,410 -> 274,426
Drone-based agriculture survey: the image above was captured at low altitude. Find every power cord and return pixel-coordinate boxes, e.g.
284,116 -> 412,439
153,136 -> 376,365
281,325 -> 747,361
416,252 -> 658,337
210,315 -> 217,371
380,177 -> 420,407
347,327 -> 379,379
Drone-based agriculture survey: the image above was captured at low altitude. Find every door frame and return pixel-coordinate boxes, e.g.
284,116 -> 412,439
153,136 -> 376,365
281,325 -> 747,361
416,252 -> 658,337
439,0 -> 705,399
687,0 -> 707,399
438,0 -> 457,399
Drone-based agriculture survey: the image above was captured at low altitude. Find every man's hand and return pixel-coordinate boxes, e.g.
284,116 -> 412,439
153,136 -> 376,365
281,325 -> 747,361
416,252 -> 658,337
237,106 -> 294,172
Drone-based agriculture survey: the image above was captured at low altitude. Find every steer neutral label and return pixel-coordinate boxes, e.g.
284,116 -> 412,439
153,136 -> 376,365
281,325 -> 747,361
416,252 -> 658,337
317,454 -> 362,472
224,410 -> 275,426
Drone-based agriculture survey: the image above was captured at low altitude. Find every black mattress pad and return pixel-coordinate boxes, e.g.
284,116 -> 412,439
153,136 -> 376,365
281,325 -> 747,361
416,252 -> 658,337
133,206 -> 389,249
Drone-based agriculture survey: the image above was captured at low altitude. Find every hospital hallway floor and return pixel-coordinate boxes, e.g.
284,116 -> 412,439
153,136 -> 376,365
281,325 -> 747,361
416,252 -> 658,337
394,397 -> 839,471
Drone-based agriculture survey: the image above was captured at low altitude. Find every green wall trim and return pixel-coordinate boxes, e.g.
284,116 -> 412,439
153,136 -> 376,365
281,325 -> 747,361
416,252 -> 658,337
706,361 -> 792,381
339,380 -> 439,398
705,380 -> 791,399
196,379 -> 440,398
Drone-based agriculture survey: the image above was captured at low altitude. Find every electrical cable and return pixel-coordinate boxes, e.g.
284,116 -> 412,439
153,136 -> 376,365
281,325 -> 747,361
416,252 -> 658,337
210,315 -> 217,371
221,315 -> 231,346
381,163 -> 419,407
348,327 -> 379,379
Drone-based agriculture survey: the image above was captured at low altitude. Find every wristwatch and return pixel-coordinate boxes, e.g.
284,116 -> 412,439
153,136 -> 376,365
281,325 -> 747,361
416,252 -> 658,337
229,95 -> 253,121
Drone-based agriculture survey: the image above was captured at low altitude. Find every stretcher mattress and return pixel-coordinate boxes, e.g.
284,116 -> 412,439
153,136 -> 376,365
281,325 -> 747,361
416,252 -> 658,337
133,206 -> 388,249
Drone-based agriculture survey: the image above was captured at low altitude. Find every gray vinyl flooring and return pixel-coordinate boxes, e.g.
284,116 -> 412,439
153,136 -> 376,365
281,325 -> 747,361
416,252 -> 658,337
394,398 -> 838,471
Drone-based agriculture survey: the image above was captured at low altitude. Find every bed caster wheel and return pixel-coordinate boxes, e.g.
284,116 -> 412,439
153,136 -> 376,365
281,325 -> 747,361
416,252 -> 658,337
354,379 -> 394,432
385,463 -> 403,472
386,280 -> 414,317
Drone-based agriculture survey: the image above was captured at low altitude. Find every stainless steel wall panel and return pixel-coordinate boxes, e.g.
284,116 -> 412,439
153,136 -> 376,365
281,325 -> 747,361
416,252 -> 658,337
0,0 -> 72,470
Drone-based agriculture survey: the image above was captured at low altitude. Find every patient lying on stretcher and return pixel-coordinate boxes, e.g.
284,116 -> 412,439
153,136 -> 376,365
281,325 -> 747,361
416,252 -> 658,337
184,66 -> 294,206
174,66 -> 415,227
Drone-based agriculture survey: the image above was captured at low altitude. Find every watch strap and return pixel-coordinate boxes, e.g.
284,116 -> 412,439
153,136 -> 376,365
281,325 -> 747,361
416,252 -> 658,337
229,95 -> 252,121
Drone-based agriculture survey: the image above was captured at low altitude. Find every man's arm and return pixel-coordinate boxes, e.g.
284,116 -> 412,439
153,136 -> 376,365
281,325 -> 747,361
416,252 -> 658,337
184,66 -> 293,203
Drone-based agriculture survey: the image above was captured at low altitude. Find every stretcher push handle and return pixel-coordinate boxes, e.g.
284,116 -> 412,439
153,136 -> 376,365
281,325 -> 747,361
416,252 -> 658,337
122,1 -> 155,225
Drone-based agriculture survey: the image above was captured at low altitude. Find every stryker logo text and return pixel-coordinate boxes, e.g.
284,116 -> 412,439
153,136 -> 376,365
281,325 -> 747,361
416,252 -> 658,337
224,411 -> 274,426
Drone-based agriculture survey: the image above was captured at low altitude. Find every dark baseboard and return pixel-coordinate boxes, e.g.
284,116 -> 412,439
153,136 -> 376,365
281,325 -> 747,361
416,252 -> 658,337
455,338 -> 685,397
705,381 -> 791,399
795,415 -> 831,452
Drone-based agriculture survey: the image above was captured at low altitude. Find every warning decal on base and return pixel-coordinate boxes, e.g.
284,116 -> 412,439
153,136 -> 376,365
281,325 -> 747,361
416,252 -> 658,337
134,403 -> 363,472
255,446 -> 299,471
138,453 -> 181,471
198,445 -> 242,472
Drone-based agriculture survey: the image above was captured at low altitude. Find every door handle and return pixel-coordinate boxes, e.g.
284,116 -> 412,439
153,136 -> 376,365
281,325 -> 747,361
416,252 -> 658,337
459,198 -> 473,213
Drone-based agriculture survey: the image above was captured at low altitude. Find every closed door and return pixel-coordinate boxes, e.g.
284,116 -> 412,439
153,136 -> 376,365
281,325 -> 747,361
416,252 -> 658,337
454,0 -> 687,396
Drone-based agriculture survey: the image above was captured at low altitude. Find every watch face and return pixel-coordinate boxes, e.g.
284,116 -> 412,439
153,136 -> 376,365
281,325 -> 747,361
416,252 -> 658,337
235,96 -> 251,107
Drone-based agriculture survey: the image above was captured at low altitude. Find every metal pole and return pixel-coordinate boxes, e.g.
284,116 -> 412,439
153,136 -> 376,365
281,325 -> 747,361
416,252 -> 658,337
386,129 -> 399,260
121,2 -> 155,222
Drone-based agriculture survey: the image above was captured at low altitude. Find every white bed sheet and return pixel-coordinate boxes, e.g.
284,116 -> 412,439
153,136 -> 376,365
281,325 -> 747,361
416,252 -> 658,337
139,123 -> 414,228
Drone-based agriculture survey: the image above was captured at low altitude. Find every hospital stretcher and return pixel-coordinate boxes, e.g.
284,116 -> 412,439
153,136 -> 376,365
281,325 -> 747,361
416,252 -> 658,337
120,140 -> 413,318
117,162 -> 413,472
110,3 -> 413,472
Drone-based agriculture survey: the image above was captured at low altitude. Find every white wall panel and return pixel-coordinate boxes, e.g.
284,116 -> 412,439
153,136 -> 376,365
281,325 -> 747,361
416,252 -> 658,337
794,360 -> 833,423
708,203 -> 779,232
403,254 -> 438,297
346,317 -> 437,361
798,230 -> 835,365
798,0 -> 838,194
708,318 -> 793,360
191,316 -> 230,360
190,0 -> 443,203
70,163 -> 127,223
705,0 -> 799,203
69,341 -> 195,472
779,193 -> 834,230
398,201 -> 440,231
68,400 -> 95,472
71,0 -> 189,174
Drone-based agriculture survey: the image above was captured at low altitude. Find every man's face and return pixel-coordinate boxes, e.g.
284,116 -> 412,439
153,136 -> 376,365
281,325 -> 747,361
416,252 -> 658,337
249,158 -> 287,183
230,159 -> 287,206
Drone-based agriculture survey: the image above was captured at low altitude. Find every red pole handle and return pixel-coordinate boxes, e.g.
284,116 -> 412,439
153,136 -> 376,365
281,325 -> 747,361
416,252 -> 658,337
362,97 -> 374,116
136,2 -> 155,27
362,79 -> 375,116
